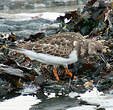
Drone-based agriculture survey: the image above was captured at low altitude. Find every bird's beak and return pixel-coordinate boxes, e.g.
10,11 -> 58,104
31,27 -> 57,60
99,54 -> 108,64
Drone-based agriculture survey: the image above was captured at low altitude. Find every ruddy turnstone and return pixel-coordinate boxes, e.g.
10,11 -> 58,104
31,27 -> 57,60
15,32 -> 103,81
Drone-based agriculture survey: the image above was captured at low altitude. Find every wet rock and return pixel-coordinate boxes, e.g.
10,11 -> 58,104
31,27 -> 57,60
0,64 -> 24,78
96,108 -> 105,110
0,18 -> 56,38
34,75 -> 47,87
25,32 -> 45,42
0,24 -> 15,32
0,0 -> 86,10
15,30 -> 38,38
97,78 -> 113,92
79,100 -> 91,105
30,96 -> 79,110
0,78 -> 13,99
36,89 -> 48,100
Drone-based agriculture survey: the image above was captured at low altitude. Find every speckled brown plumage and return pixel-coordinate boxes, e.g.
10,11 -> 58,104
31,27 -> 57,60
18,32 -> 83,58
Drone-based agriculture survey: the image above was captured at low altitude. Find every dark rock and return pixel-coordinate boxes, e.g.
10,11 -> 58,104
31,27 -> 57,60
34,75 -> 47,87
0,78 -> 14,99
0,64 -> 25,78
29,96 -> 79,110
97,79 -> 113,92
96,108 -> 106,110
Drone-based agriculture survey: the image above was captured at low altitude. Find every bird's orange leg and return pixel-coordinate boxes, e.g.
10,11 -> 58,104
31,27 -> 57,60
65,68 -> 77,80
53,67 -> 60,81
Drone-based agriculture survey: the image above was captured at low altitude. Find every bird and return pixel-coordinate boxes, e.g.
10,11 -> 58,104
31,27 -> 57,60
13,32 -> 103,81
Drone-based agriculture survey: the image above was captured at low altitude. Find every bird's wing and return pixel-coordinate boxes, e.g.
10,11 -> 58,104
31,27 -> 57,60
17,32 -> 83,58
33,35 -> 74,58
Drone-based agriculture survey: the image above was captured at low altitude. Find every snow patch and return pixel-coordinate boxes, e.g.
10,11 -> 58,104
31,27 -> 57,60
68,91 -> 79,98
0,12 -> 64,21
0,95 -> 41,110
67,105 -> 96,110
79,87 -> 113,110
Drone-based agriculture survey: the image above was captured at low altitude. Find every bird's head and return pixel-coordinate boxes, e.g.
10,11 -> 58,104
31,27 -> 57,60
78,39 -> 103,58
87,39 -> 110,68
88,40 -> 103,56
75,37 -> 109,67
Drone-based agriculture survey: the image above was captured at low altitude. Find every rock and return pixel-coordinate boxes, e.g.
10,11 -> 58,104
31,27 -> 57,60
29,96 -> 79,110
0,64 -> 24,78
0,78 -> 13,99
0,18 -> 55,38
96,108 -> 105,110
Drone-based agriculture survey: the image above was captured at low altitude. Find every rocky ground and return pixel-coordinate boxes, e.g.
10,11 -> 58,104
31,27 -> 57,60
0,0 -> 113,110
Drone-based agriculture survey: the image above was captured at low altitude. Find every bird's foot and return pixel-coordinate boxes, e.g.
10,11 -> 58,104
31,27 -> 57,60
53,67 -> 60,81
65,68 -> 77,80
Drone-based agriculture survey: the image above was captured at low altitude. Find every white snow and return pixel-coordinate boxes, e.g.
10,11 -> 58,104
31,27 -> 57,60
0,12 -> 64,21
78,87 -> 113,110
67,105 -> 96,110
38,12 -> 64,21
15,12 -> 64,21
68,91 -> 79,98
20,84 -> 40,94
67,87 -> 113,110
48,93 -> 56,98
0,95 -> 41,110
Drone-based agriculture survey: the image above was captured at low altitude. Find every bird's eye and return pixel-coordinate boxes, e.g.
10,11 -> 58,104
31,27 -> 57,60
97,50 -> 101,53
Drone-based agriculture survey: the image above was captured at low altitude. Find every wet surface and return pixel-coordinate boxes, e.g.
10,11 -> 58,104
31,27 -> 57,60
30,96 -> 78,110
